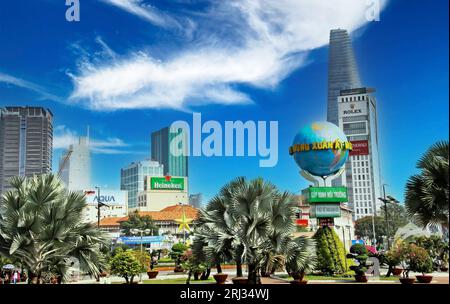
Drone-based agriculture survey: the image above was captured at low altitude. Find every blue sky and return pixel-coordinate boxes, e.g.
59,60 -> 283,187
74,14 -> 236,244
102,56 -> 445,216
0,0 -> 448,205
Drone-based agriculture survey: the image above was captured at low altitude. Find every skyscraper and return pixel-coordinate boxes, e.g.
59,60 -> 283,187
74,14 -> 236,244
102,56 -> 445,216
337,88 -> 382,220
59,136 -> 91,191
151,127 -> 188,177
327,29 -> 362,125
0,106 -> 53,195
120,159 -> 164,209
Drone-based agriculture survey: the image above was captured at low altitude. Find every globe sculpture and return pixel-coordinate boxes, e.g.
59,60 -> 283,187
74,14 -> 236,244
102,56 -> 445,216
289,121 -> 351,177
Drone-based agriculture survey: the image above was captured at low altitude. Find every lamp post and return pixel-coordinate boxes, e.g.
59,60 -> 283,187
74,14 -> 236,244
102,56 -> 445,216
131,228 -> 151,282
377,184 -> 399,250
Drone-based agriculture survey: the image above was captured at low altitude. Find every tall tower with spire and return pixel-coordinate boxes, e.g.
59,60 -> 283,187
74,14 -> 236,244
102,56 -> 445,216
327,29 -> 362,125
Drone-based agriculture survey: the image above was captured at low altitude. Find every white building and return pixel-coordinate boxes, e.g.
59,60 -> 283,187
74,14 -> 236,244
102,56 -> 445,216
59,136 -> 90,191
82,189 -> 128,225
337,87 -> 382,221
134,176 -> 189,212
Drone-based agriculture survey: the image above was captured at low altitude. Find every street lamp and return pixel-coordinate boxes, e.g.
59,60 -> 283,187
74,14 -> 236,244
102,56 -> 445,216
377,184 -> 399,250
95,186 -> 108,229
131,228 -> 151,282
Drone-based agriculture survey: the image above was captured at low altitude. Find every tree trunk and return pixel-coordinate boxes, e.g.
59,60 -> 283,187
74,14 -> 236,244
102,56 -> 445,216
235,245 -> 244,277
186,271 -> 192,284
125,276 -> 129,284
201,268 -> 211,280
216,263 -> 222,274
130,275 -> 135,284
248,264 -> 259,284
386,264 -> 393,277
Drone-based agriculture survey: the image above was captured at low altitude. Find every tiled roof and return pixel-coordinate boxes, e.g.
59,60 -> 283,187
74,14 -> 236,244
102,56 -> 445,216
98,204 -> 199,227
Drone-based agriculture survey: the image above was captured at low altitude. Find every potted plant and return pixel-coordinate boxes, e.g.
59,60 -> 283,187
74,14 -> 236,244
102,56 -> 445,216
231,276 -> 248,284
347,244 -> 371,283
397,242 -> 417,284
409,246 -> 434,283
384,249 -> 402,276
285,237 -> 316,285
147,254 -> 159,279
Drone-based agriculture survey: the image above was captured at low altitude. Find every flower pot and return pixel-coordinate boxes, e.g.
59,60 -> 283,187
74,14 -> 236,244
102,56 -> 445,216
440,266 -> 448,272
416,275 -> 433,283
354,275 -> 368,283
232,277 -> 248,284
99,272 -> 108,277
290,280 -> 308,285
147,270 -> 159,279
213,273 -> 228,284
174,266 -> 184,273
392,268 -> 403,276
291,273 -> 305,282
261,272 -> 271,277
399,278 -> 415,284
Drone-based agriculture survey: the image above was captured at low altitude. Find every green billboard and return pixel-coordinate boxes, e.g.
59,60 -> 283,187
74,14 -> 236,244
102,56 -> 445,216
302,186 -> 348,203
150,177 -> 185,191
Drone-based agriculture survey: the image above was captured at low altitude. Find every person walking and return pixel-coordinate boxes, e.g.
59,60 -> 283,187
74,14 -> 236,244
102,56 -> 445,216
13,271 -> 18,284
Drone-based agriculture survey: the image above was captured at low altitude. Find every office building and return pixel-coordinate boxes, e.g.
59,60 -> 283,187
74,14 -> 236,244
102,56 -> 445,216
135,176 -> 189,212
189,193 -> 203,209
120,159 -> 164,209
327,29 -> 362,126
59,136 -> 90,191
337,87 -> 382,220
82,189 -> 128,225
151,127 -> 188,177
0,106 -> 53,195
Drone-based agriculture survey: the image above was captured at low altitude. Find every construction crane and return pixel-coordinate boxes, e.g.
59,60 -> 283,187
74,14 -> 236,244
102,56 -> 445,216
57,147 -> 73,177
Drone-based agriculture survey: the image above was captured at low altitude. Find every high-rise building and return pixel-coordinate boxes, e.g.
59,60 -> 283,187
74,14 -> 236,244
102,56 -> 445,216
120,159 -> 164,209
151,127 -> 188,177
337,87 -> 382,221
0,106 -> 53,195
59,136 -> 90,191
327,29 -> 362,125
189,193 -> 203,209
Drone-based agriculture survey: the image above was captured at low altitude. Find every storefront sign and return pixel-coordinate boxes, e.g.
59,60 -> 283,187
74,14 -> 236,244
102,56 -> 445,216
84,190 -> 127,206
318,218 -> 335,227
350,140 -> 369,156
150,176 -> 185,191
289,140 -> 352,155
310,204 -> 341,218
302,187 -> 348,203
116,236 -> 164,245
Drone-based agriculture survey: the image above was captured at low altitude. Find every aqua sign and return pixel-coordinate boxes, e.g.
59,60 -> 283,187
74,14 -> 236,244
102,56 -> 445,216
302,186 -> 348,203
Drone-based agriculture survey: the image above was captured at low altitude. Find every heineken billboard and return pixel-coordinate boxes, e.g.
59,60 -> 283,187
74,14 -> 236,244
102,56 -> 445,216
302,186 -> 348,203
310,204 -> 341,218
150,177 -> 185,191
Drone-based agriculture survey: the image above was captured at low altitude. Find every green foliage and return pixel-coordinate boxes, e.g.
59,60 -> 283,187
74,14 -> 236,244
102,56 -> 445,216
109,249 -> 145,284
405,141 -> 449,229
120,210 -> 159,236
285,237 -> 317,278
409,246 -> 434,275
347,244 -> 370,276
313,226 -> 348,275
0,174 -> 108,284
415,235 -> 449,269
170,242 -> 189,267
131,250 -> 151,270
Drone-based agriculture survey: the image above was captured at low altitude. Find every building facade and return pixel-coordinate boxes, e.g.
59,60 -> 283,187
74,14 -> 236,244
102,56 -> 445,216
120,159 -> 164,209
151,126 -> 188,177
59,136 -> 90,191
0,106 -> 53,195
135,176 -> 189,212
82,189 -> 128,224
327,29 -> 362,126
337,87 -> 382,220
189,193 -> 203,209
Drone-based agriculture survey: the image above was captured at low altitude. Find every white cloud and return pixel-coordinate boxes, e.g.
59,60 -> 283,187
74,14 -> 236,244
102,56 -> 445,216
70,0 -> 388,111
100,0 -> 181,29
53,125 -> 137,155
0,72 -> 60,102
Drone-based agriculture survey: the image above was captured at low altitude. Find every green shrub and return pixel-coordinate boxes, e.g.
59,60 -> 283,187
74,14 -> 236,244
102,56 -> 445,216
313,226 -> 348,275
409,245 -> 434,275
109,249 -> 146,284
347,244 -> 370,276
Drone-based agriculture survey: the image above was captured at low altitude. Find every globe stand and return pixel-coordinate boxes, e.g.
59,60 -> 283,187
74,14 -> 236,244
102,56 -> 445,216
300,167 -> 345,187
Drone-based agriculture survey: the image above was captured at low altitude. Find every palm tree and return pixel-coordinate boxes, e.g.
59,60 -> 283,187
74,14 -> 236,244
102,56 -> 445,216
285,237 -> 317,281
0,174 -> 109,284
405,141 -> 449,230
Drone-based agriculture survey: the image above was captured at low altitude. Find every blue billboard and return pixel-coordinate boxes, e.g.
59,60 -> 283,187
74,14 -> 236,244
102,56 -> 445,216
116,236 -> 164,245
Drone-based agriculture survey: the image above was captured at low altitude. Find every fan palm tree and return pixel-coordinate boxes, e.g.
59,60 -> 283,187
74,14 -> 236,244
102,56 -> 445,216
405,141 -> 449,230
0,174 -> 109,284
285,237 -> 317,281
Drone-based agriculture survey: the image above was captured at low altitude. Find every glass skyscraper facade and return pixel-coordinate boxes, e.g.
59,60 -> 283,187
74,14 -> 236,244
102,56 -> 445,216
0,106 -> 53,196
327,29 -> 362,126
120,160 -> 164,209
151,127 -> 188,177
59,136 -> 91,191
